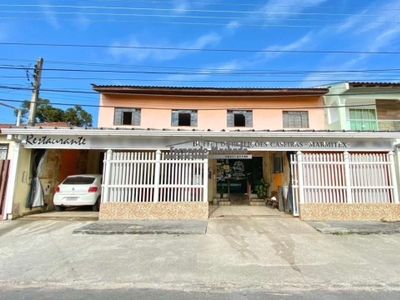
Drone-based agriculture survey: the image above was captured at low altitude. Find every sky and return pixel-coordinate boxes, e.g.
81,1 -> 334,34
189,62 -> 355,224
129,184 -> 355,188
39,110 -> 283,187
1,0 -> 400,126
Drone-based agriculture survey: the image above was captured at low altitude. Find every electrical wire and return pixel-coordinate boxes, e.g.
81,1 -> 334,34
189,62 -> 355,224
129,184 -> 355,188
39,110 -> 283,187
3,58 -> 400,74
0,96 -> 398,111
0,4 -> 390,17
1,42 -> 400,55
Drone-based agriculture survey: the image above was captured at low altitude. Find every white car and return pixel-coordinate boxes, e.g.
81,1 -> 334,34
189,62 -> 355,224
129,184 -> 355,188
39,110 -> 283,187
53,174 -> 102,211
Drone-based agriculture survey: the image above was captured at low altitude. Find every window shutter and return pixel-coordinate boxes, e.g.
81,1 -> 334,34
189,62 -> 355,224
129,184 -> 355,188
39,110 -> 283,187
245,111 -> 253,127
227,111 -> 234,127
132,109 -> 141,125
171,110 -> 179,126
114,108 -> 122,125
190,111 -> 198,126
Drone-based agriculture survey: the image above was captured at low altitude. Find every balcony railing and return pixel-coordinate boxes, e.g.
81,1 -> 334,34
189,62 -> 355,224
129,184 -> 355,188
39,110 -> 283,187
346,119 -> 400,131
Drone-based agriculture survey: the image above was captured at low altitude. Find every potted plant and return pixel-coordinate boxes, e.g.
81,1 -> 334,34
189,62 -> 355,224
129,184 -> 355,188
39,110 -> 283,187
255,178 -> 270,200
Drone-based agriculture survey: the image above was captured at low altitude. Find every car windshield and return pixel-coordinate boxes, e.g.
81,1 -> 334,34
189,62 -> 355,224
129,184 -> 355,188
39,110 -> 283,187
62,176 -> 96,185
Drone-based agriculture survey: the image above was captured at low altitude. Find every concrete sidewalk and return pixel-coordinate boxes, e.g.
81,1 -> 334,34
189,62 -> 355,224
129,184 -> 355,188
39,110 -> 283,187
307,220 -> 400,235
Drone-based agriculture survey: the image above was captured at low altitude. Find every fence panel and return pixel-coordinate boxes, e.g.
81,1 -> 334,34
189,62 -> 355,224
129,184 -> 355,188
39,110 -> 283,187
103,151 -> 207,203
291,152 -> 396,210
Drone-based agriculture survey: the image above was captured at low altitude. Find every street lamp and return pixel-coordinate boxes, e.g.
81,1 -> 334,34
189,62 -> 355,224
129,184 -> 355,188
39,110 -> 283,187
0,102 -> 21,126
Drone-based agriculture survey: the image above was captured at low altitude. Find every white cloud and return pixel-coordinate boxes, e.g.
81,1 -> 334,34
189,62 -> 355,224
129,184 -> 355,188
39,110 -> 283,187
75,11 -> 91,31
260,0 -> 328,22
225,21 -> 241,34
0,22 -> 9,42
108,32 -> 221,63
172,0 -> 190,14
256,31 -> 315,62
299,0 -> 400,87
40,2 -> 60,29
162,33 -> 315,84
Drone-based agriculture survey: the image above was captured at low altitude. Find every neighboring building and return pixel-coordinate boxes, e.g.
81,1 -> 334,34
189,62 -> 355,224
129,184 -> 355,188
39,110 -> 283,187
322,82 -> 400,131
2,85 -> 400,221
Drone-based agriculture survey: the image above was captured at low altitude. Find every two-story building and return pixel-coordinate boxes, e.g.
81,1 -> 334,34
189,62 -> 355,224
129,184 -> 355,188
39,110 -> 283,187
2,84 -> 400,221
323,82 -> 400,132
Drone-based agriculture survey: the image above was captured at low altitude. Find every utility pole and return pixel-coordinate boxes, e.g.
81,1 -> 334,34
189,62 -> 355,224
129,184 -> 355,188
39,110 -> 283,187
28,57 -> 44,126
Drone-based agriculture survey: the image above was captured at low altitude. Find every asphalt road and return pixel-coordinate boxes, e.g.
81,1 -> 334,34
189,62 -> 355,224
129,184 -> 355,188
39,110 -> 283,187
1,287 -> 399,300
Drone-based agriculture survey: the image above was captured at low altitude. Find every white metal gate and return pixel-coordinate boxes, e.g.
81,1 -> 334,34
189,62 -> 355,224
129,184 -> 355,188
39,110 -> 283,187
290,151 -> 399,217
101,150 -> 208,203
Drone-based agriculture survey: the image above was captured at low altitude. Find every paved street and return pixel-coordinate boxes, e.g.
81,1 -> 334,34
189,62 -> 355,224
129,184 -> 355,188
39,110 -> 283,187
1,217 -> 400,298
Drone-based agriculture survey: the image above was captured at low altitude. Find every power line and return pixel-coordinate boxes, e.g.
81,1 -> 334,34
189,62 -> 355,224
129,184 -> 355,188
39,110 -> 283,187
3,16 -> 400,29
2,42 -> 400,55
3,66 -> 400,78
0,4 -> 390,17
0,97 -> 399,112
5,10 -> 400,26
3,58 -> 400,74
76,0 -> 400,11
3,75 -> 400,83
1,85 -> 400,98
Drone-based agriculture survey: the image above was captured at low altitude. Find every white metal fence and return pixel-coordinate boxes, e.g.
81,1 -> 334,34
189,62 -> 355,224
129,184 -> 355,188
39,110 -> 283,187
290,151 -> 399,216
101,150 -> 208,203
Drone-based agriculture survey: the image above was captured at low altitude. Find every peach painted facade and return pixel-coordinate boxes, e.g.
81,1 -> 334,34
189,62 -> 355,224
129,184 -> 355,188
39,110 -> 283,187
97,93 -> 326,130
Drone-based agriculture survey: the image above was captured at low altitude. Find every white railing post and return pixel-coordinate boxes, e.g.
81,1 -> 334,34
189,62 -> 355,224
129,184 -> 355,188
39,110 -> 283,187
103,149 -> 113,203
297,151 -> 305,204
343,151 -> 353,204
154,150 -> 161,202
389,151 -> 399,204
203,158 -> 208,202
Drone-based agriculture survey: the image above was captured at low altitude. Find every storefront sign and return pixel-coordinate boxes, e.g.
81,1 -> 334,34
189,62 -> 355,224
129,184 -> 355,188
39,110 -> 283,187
208,154 -> 252,159
17,134 -> 395,152
24,135 -> 87,146
192,140 -> 350,149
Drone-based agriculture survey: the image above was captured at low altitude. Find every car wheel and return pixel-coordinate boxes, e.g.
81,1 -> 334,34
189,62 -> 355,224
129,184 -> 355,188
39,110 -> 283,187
54,205 -> 65,211
92,197 -> 101,212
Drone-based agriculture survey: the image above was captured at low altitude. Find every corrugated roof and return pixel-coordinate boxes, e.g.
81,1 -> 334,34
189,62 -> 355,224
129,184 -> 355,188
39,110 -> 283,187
91,84 -> 329,96
4,126 -> 399,133
92,84 -> 327,91
349,82 -> 400,87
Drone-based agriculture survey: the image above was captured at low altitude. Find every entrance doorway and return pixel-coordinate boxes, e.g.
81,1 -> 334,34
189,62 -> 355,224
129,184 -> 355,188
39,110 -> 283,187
216,157 -> 263,205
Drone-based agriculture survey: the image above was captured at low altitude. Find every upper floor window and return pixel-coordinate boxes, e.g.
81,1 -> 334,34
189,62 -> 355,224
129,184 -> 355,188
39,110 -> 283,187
0,144 -> 8,160
114,108 -> 141,126
227,110 -> 253,127
172,110 -> 198,127
348,108 -> 377,130
283,111 -> 309,128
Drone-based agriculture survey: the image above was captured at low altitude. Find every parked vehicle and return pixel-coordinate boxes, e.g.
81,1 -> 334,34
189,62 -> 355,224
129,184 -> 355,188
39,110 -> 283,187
53,174 -> 102,211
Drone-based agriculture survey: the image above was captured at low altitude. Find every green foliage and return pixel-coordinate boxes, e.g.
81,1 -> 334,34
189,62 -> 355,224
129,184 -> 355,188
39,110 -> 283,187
255,178 -> 270,199
16,98 -> 93,127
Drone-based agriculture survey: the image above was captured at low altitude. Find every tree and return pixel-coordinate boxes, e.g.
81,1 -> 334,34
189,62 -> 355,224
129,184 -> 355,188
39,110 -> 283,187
17,98 -> 93,127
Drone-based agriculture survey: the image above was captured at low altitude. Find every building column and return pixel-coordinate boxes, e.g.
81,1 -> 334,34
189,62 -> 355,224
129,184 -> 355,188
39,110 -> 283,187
389,151 -> 399,204
296,151 -> 304,205
343,151 -> 353,204
102,149 -> 113,203
154,150 -> 161,202
3,142 -> 21,220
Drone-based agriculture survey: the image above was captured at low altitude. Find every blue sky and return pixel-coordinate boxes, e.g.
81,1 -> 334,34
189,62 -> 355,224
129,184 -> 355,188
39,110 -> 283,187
1,0 -> 400,125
